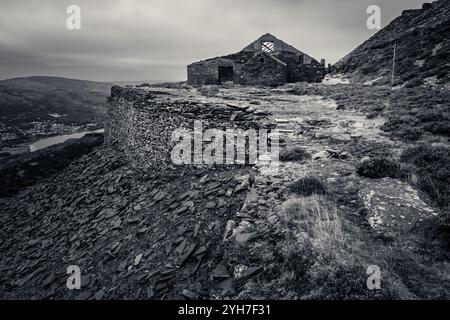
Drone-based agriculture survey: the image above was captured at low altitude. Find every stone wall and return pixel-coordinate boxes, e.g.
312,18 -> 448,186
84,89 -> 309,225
105,86 -> 276,176
187,58 -> 237,85
276,52 -> 325,83
187,63 -> 218,85
187,52 -> 253,85
240,53 -> 288,86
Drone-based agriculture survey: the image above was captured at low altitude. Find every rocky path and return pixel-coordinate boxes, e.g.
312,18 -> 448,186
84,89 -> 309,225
211,86 -> 438,237
207,86 -> 449,299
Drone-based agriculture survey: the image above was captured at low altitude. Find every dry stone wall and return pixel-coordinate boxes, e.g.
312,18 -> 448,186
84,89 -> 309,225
105,86 -> 276,176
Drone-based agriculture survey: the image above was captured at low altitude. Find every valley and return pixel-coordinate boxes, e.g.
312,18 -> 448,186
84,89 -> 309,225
0,76 -> 112,154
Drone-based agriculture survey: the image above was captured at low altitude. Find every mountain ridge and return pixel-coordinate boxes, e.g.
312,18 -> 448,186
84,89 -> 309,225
334,0 -> 450,88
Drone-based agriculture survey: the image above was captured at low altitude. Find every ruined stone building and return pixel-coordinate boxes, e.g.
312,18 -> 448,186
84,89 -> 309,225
187,33 -> 326,86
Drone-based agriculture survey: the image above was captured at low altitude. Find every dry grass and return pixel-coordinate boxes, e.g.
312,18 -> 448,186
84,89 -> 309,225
280,195 -> 345,263
401,144 -> 450,209
237,194 -> 450,299
275,196 -> 447,299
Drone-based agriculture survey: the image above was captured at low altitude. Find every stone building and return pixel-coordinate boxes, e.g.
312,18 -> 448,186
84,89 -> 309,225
187,33 -> 326,86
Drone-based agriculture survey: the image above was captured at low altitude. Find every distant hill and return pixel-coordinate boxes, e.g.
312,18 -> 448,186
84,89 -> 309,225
0,76 -> 113,126
334,0 -> 450,88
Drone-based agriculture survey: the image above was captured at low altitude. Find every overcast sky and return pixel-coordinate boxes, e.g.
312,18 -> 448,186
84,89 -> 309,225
0,0 -> 429,82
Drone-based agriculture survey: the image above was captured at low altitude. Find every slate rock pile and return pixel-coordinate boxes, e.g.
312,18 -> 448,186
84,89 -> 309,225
0,144 -> 267,299
0,133 -> 104,198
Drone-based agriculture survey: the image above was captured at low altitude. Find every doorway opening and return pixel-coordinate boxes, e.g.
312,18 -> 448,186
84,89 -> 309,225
218,66 -> 234,84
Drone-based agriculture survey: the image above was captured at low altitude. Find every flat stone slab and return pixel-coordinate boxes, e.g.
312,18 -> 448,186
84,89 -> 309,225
359,178 -> 437,234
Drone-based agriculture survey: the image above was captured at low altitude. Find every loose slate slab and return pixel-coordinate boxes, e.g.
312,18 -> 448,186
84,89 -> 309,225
212,262 -> 230,281
359,178 -> 437,235
177,243 -> 197,267
173,206 -> 188,215
134,253 -> 143,266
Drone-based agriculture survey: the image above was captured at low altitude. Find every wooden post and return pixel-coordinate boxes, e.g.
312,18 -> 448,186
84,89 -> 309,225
391,43 -> 397,85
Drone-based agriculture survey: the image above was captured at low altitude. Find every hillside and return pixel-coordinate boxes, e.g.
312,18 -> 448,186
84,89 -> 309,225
1,85 -> 448,300
0,76 -> 112,148
0,76 -> 112,124
334,0 -> 450,88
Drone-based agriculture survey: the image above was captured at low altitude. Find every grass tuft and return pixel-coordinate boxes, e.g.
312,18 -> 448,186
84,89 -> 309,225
288,176 -> 327,196
279,147 -> 311,162
400,145 -> 450,231
357,157 -> 403,179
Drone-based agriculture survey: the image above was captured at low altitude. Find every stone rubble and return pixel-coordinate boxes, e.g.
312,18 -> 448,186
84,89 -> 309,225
0,144 -> 261,299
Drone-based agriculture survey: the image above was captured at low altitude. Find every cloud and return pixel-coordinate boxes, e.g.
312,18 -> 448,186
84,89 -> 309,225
0,0 -> 429,81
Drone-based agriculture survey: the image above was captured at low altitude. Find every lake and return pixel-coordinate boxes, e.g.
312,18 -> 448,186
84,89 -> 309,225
29,129 -> 104,152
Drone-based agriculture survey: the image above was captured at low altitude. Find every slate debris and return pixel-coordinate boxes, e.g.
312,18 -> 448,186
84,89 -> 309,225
212,263 -> 230,281
235,266 -> 263,288
0,83 -> 282,300
177,243 -> 197,267
0,146 -> 255,299
0,133 -> 104,198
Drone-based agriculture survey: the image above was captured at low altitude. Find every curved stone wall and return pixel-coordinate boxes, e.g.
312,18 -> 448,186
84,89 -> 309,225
105,86 -> 276,175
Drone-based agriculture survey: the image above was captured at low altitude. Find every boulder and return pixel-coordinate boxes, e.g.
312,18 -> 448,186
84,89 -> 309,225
312,150 -> 330,160
359,178 -> 437,235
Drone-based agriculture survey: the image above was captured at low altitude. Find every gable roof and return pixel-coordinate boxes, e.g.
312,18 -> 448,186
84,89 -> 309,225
188,33 -> 319,67
242,33 -> 315,62
243,51 -> 287,67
